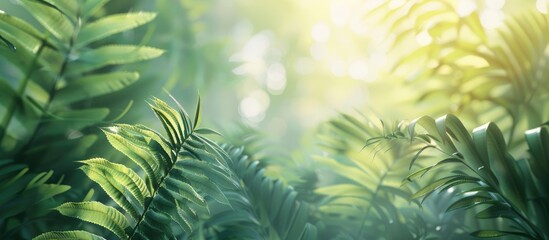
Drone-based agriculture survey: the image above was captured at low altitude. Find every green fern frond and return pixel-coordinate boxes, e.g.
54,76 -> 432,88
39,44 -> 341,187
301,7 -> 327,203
0,2 -> 163,236
0,0 -> 162,163
34,230 -> 105,240
34,97 -> 235,239
0,160 -> 70,239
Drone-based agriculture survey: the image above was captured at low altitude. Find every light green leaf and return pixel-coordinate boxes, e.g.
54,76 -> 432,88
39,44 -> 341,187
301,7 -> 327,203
41,0 -> 78,21
56,201 -> 129,239
471,230 -> 531,238
193,96 -> 201,130
33,230 -> 106,240
475,204 -> 514,219
0,12 -> 44,52
412,175 -> 472,200
103,128 -> 160,191
55,71 -> 139,104
77,12 -> 157,47
446,196 -> 494,212
68,45 -> 164,75
80,0 -> 109,20
80,158 -> 148,220
19,0 -> 74,41
403,157 -> 462,184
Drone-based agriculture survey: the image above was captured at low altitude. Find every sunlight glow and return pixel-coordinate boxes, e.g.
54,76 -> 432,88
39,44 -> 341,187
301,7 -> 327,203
231,31 -> 273,77
330,0 -> 353,26
537,0 -> 548,14
463,191 -> 479,197
389,0 -> 406,9
310,43 -> 328,60
415,31 -> 432,46
485,0 -> 505,9
457,0 -> 477,17
348,59 -> 369,81
311,22 -> 331,42
369,51 -> 387,69
329,59 -> 347,77
107,127 -> 119,134
265,63 -> 287,94
239,90 -> 270,123
480,9 -> 505,29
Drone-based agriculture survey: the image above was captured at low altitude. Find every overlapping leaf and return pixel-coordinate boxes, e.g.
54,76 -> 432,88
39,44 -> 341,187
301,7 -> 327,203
34,98 -> 235,239
406,114 -> 548,239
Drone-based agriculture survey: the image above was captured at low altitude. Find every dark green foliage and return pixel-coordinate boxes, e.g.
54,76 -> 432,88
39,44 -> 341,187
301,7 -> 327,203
402,115 -> 548,239
0,160 -> 70,239
197,145 -> 317,240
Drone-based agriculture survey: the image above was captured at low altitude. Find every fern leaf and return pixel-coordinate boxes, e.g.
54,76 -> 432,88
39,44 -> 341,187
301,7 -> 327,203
77,12 -> 157,47
80,0 -> 109,20
67,45 -> 164,75
19,0 -> 74,41
470,230 -> 532,238
80,158 -> 148,221
54,71 -> 140,105
0,34 -> 16,51
102,127 -> 162,192
56,201 -> 129,239
39,0 -> 78,21
34,230 -> 106,240
199,145 -> 316,240
0,8 -> 49,52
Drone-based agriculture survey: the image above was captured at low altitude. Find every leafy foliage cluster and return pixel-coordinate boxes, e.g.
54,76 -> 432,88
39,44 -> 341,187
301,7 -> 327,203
0,0 -> 548,240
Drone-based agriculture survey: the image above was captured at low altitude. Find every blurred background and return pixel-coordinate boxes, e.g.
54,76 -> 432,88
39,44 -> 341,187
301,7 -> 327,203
127,0 -> 544,154
2,0 -> 542,151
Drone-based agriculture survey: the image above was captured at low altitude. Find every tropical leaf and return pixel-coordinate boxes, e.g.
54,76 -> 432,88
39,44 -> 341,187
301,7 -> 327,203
66,45 -> 164,75
404,114 -> 548,239
77,12 -> 157,47
34,97 -> 237,239
198,145 -> 317,240
0,160 -> 69,239
53,71 -> 140,105
34,231 -> 105,240
313,112 -> 468,239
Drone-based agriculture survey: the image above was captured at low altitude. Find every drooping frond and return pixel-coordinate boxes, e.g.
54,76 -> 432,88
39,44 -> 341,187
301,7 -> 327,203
34,97 -> 235,239
197,145 -> 317,240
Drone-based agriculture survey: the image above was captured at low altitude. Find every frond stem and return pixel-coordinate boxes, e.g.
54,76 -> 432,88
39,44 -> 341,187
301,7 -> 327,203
0,38 -> 46,144
128,130 -> 190,239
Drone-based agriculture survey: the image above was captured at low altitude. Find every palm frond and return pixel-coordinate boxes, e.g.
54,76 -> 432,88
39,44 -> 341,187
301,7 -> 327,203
315,112 -> 475,239
376,1 -> 549,137
405,114 -> 549,239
